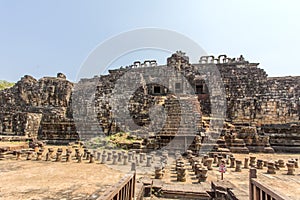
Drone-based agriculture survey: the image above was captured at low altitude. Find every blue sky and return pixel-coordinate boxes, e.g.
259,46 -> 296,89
0,0 -> 299,82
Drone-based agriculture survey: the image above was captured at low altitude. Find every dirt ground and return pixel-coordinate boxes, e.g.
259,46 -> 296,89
0,143 -> 299,200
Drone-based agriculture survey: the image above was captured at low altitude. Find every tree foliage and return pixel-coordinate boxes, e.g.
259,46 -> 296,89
0,80 -> 14,91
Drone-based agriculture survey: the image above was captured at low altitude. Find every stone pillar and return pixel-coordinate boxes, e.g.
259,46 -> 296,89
244,158 -> 249,169
267,162 -> 276,174
107,152 -> 112,161
286,163 -> 295,175
155,166 -> 163,179
55,152 -> 62,162
229,157 -> 236,168
131,162 -> 136,171
235,160 -> 242,172
97,152 -> 101,161
263,160 -> 268,167
112,154 -> 118,165
202,155 -> 209,166
123,154 -> 128,165
117,152 -> 122,163
83,149 -> 87,158
274,161 -> 280,170
36,152 -> 42,161
206,158 -> 213,170
89,154 -> 95,163
48,148 -> 54,159
132,151 -> 136,161
26,151 -> 33,160
101,154 -> 107,164
213,154 -> 218,164
177,166 -> 186,182
77,154 -> 82,163
16,151 -> 21,160
256,159 -> 263,169
217,156 -> 223,167
128,152 -> 132,162
294,159 -> 299,168
140,153 -> 144,163
278,159 -> 285,168
250,156 -> 256,168
66,153 -> 71,162
86,151 -> 90,160
146,155 -> 152,167
198,168 -> 208,182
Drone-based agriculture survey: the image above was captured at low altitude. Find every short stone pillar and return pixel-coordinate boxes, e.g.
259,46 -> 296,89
123,155 -> 128,165
217,156 -> 223,167
66,153 -> 71,162
229,157 -> 236,168
146,155 -> 152,167
294,159 -> 299,168
250,156 -> 256,168
107,152 -> 112,161
131,162 -> 136,171
97,152 -> 101,161
267,162 -> 276,174
278,159 -> 285,168
274,161 -> 280,170
128,152 -> 132,162
75,148 -> 80,159
177,166 -> 186,182
213,154 -> 218,164
26,151 -> 33,160
198,168 -> 208,182
235,160 -> 242,172
132,151 -> 136,160
55,152 -> 62,162
89,154 -> 95,163
45,152 -> 51,161
244,158 -> 249,169
136,157 -> 139,166
155,166 -> 163,179
286,163 -> 295,175
150,153 -> 155,162
101,154 -> 107,164
36,152 -> 42,161
77,154 -> 82,163
256,159 -> 263,169
206,158 -> 213,170
117,152 -> 122,163
48,148 -> 54,158
112,154 -> 118,165
86,151 -> 90,160
202,155 -> 209,166
16,151 -> 21,160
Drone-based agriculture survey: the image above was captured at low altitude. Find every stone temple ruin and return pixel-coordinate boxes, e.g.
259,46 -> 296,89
0,52 -> 299,153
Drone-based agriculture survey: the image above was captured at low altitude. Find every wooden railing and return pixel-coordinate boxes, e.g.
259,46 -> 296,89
249,168 -> 287,200
97,172 -> 136,200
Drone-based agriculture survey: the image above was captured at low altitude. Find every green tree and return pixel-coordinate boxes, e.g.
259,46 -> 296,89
0,80 -> 14,91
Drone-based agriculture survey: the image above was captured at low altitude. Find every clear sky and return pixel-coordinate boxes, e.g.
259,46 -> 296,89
0,0 -> 299,82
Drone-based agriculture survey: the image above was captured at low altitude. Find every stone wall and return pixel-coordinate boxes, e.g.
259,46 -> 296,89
0,73 -> 78,143
0,52 -> 298,152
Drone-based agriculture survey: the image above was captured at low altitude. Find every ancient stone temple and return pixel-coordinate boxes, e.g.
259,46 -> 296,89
0,73 -> 78,144
0,52 -> 299,153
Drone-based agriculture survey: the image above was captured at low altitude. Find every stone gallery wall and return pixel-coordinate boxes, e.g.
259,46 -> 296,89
0,52 -> 298,151
0,73 -> 78,143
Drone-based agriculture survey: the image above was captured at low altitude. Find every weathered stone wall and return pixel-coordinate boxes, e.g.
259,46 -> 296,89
0,73 -> 77,143
0,53 -> 298,151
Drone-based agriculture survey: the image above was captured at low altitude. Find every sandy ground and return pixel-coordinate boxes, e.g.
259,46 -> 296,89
0,147 -> 124,200
0,144 -> 299,200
